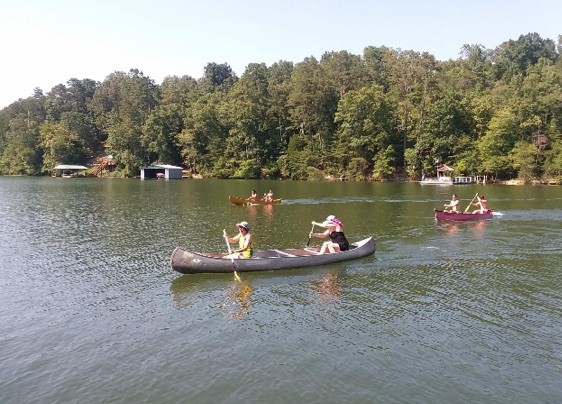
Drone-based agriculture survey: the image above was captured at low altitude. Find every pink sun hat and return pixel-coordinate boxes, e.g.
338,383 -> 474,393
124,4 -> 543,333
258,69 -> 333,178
322,215 -> 343,227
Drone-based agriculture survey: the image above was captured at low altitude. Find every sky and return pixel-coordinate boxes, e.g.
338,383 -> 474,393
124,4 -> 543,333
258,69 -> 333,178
0,0 -> 560,109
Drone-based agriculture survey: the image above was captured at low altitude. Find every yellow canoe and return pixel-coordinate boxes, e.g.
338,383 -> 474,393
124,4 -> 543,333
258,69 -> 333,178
228,195 -> 283,206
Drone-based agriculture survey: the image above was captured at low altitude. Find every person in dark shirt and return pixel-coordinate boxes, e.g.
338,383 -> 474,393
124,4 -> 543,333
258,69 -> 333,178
309,215 -> 349,254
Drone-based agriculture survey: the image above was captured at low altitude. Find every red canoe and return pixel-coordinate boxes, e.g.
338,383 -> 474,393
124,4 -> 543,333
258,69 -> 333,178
434,209 -> 493,221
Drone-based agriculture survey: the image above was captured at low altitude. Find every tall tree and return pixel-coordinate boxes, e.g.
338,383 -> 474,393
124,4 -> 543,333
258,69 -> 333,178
89,69 -> 159,176
385,50 -> 439,171
198,62 -> 238,93
267,60 -> 294,154
333,84 -> 396,178
362,45 -> 393,89
411,94 -> 474,175
141,104 -> 183,165
492,33 -> 558,81
159,75 -> 198,108
320,50 -> 369,98
220,63 -> 274,178
0,91 -> 45,174
287,57 -> 337,158
478,108 -> 519,178
178,92 -> 227,175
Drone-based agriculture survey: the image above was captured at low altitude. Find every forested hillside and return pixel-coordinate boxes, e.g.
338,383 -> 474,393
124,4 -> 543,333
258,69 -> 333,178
1,33 -> 561,182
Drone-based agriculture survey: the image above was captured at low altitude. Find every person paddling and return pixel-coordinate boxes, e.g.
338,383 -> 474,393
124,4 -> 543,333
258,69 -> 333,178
444,194 -> 460,212
472,195 -> 489,213
309,215 -> 349,254
265,189 -> 274,201
223,221 -> 254,259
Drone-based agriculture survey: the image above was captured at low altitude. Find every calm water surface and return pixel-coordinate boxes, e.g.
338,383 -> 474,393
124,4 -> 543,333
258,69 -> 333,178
1,177 -> 561,403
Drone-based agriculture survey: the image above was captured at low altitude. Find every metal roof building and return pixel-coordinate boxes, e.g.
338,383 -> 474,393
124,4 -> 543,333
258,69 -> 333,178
53,164 -> 89,177
140,164 -> 183,179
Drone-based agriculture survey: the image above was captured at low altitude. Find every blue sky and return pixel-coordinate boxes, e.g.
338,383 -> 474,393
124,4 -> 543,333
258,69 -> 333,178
1,0 -> 560,109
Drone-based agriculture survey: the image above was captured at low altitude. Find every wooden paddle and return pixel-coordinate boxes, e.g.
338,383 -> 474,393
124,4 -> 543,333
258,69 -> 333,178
306,223 -> 315,247
224,230 -> 241,282
464,192 -> 479,213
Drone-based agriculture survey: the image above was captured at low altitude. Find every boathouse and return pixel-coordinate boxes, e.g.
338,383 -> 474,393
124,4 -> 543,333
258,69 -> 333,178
140,164 -> 183,179
53,164 -> 89,177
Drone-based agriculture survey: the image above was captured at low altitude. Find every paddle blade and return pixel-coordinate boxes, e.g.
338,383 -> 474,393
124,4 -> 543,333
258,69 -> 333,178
234,271 -> 241,282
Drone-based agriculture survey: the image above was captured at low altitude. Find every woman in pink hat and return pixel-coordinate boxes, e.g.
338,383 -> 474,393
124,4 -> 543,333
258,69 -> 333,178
309,215 -> 349,254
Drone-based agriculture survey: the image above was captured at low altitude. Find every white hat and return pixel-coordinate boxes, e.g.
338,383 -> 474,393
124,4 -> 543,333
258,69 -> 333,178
236,221 -> 250,231
322,215 -> 343,227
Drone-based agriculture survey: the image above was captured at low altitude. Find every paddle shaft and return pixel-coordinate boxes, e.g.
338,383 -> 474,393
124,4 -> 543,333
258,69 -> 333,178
307,223 -> 315,246
224,233 -> 241,281
464,192 -> 479,213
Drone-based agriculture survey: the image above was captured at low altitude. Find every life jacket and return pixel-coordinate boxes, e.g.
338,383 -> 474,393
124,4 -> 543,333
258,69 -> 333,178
238,235 -> 254,259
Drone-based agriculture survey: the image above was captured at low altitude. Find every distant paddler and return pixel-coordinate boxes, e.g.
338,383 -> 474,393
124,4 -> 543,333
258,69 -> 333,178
471,195 -> 489,213
443,194 -> 460,213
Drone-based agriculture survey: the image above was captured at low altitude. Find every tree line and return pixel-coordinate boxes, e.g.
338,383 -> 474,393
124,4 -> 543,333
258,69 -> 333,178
1,32 -> 561,182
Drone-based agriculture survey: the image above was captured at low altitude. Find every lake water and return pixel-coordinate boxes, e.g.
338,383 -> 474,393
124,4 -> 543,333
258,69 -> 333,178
1,177 -> 561,403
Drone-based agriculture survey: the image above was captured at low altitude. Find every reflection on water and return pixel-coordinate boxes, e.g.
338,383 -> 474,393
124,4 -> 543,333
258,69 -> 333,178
224,279 -> 253,319
472,219 -> 487,239
436,219 -> 489,239
439,221 -> 460,237
313,271 -> 341,303
170,276 -> 200,308
170,274 -> 254,319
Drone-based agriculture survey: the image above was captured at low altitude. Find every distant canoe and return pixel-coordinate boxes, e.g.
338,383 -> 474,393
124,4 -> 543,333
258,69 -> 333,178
228,195 -> 282,206
170,237 -> 376,274
434,209 -> 494,221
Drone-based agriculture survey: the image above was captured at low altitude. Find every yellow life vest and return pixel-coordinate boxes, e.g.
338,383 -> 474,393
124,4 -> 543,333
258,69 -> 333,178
238,235 -> 254,259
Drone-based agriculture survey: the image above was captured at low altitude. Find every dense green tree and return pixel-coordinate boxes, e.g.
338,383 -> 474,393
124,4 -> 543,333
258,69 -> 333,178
510,140 -> 541,181
215,63 -> 272,178
279,134 -> 318,180
89,69 -> 159,176
267,60 -> 294,152
141,104 -> 183,165
198,62 -> 238,93
372,145 -> 397,181
288,56 -> 338,155
0,91 -> 45,174
44,78 -> 99,121
412,94 -> 474,176
159,75 -> 198,108
178,92 -> 227,175
543,139 -> 562,179
320,50 -> 370,98
514,58 -> 562,140
362,45 -> 393,89
385,49 -> 439,168
0,33 -> 560,181
333,84 -> 396,176
492,32 -> 558,81
478,108 -> 519,178
40,121 -> 80,171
